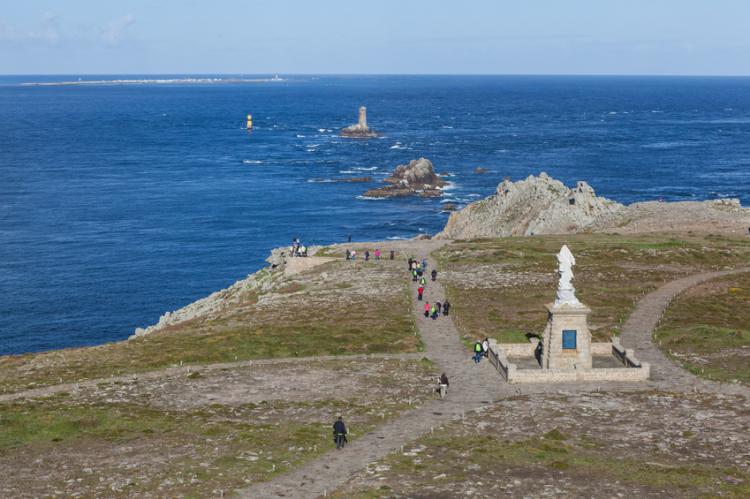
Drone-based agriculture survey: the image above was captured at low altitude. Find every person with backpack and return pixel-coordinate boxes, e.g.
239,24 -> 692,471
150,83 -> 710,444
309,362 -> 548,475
332,416 -> 348,449
442,300 -> 451,316
473,340 -> 484,363
417,286 -> 424,301
430,304 -> 438,320
431,269 -> 437,282
412,269 -> 418,282
421,258 -> 427,270
419,276 -> 427,287
424,302 -> 430,318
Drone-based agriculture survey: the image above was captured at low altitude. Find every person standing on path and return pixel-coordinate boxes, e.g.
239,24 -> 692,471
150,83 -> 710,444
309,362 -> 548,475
390,250 -> 395,260
417,286 -> 424,301
421,258 -> 427,270
443,300 -> 451,316
430,304 -> 438,320
333,416 -> 348,449
438,373 -> 449,399
424,302 -> 430,318
431,269 -> 437,282
365,250 -> 370,261
346,249 -> 351,260
350,250 -> 357,261
435,301 -> 442,317
473,340 -> 484,363
482,337 -> 490,358
407,257 -> 413,270
419,276 -> 427,287
374,249 -> 381,260
412,269 -> 418,282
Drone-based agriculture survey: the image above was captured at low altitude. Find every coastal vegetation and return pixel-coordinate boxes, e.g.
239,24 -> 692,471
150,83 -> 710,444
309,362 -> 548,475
436,233 -> 750,344
655,271 -> 750,385
0,258 -> 418,394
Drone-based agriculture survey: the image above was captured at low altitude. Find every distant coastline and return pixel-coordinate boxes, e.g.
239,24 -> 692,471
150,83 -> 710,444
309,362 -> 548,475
20,76 -> 285,87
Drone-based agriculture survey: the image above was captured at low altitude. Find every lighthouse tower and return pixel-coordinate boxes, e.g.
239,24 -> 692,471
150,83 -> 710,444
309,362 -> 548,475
358,106 -> 367,128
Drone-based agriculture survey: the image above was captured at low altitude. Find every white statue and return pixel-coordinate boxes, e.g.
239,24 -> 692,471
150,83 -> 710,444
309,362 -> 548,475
554,244 -> 582,307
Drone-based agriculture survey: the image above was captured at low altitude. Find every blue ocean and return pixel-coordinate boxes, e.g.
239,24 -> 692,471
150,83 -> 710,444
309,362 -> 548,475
1,75 -> 749,355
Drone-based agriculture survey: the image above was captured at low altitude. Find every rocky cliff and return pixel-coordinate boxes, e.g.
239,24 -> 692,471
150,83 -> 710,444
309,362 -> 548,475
437,173 -> 750,239
364,158 -> 447,198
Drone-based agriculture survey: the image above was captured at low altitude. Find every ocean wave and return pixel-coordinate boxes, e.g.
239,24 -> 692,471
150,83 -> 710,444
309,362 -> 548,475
390,142 -> 406,150
356,195 -> 386,200
352,166 -> 378,171
442,125 -> 454,129
440,181 -> 457,191
242,160 -> 263,164
642,141 -> 699,149
386,236 -> 409,240
296,134 -> 306,138
307,178 -> 335,183
440,172 -> 456,177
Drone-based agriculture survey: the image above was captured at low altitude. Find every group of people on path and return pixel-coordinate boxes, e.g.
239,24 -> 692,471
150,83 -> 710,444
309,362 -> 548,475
473,337 -> 490,363
346,247 -> 395,261
290,238 -> 308,257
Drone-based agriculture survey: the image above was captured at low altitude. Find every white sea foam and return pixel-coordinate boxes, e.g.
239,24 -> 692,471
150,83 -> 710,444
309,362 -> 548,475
242,160 -> 263,164
352,166 -> 378,171
296,134 -> 306,138
307,178 -> 335,183
390,143 -> 406,150
386,236 -> 409,240
356,195 -> 386,200
440,182 -> 457,191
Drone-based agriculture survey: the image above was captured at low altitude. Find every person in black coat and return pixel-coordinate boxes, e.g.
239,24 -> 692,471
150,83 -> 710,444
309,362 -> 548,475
442,300 -> 450,316
333,416 -> 348,449
431,269 -> 437,281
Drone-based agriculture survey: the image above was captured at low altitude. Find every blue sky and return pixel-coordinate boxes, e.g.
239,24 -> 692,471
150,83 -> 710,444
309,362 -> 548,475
1,0 -> 749,75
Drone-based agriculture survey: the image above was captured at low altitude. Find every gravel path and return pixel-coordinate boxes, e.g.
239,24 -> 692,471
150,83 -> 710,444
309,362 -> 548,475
619,266 -> 750,396
237,242 -> 512,498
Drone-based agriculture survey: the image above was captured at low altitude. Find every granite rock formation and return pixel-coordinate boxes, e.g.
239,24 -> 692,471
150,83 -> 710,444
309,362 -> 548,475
364,158 -> 448,198
437,172 -> 750,239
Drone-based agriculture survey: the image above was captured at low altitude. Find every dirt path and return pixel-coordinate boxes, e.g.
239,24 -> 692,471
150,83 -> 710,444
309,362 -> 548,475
237,242 -> 512,498
619,266 -> 750,395
0,352 -> 425,403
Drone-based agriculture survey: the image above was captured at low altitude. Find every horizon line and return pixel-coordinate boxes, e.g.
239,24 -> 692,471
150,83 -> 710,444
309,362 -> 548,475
3,72 -> 750,78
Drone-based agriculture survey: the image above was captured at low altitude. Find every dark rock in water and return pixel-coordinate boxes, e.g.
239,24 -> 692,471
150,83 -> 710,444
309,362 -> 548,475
442,202 -> 457,211
474,167 -> 488,174
363,158 -> 447,199
338,177 -> 372,183
340,106 -> 379,138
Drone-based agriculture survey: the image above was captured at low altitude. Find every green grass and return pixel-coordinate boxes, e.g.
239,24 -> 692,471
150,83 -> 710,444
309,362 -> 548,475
655,272 -> 750,385
0,259 -> 420,394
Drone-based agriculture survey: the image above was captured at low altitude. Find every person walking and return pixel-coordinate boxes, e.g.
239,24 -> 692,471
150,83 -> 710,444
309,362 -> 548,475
473,340 -> 483,363
365,250 -> 370,261
412,269 -> 418,282
430,304 -> 438,320
438,373 -> 449,399
482,337 -> 490,358
435,301 -> 442,317
345,249 -> 351,260
407,257 -> 413,270
419,276 -> 426,287
421,258 -> 427,270
442,300 -> 450,316
390,250 -> 395,260
332,416 -> 348,449
350,250 -> 357,260
431,269 -> 437,282
374,249 -> 381,260
417,286 -> 424,301
424,302 -> 430,318
347,234 -> 352,243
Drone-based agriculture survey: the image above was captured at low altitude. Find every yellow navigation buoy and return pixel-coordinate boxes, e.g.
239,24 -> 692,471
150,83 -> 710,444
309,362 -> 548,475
246,114 -> 253,130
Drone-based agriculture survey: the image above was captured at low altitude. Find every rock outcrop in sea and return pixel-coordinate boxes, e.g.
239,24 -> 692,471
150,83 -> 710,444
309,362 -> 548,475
340,106 -> 378,138
363,158 -> 447,198
437,172 -> 750,239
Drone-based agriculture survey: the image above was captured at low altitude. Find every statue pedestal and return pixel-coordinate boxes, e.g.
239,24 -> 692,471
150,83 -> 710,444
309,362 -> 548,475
541,303 -> 592,370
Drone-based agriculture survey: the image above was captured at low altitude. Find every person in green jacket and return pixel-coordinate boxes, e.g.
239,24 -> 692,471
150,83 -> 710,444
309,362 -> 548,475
473,340 -> 483,363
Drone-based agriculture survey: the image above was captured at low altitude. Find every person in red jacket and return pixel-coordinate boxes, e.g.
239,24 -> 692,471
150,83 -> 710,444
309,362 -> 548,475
424,301 -> 430,318
417,286 -> 424,301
